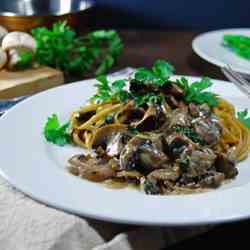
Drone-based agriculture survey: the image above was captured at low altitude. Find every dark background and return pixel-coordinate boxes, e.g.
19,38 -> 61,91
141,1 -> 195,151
91,0 -> 250,30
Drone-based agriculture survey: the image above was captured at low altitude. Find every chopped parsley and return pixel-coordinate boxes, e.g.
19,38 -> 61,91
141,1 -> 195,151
176,127 -> 206,145
105,115 -> 114,124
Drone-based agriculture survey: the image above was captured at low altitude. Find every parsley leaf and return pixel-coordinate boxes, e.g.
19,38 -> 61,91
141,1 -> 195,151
111,80 -> 126,94
134,68 -> 158,84
92,76 -> 129,103
237,109 -> 250,129
177,77 -> 218,107
152,59 -> 175,80
43,114 -> 70,146
134,59 -> 174,86
223,34 -> 250,60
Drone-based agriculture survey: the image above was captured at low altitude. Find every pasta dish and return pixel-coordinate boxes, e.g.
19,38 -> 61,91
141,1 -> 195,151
46,60 -> 250,195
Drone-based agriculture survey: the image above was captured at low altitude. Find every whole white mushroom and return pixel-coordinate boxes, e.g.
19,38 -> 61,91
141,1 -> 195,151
2,31 -> 36,52
0,48 -> 7,69
0,25 -> 8,44
2,32 -> 36,70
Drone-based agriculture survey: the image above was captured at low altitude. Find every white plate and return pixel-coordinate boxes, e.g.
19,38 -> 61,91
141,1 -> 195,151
192,28 -> 250,75
1,75 -> 250,226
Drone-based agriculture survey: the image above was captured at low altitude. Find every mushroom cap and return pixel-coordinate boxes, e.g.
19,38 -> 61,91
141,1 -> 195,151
0,25 -> 8,43
0,47 -> 7,70
2,32 -> 36,52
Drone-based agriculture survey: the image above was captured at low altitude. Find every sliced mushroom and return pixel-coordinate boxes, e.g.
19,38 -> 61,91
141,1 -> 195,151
189,103 -> 200,117
186,148 -> 217,177
68,154 -> 116,182
214,153 -> 238,178
168,107 -> 191,128
147,167 -> 181,182
106,133 -> 130,157
189,103 -> 211,118
199,171 -> 225,188
165,95 -> 180,108
161,82 -> 185,98
116,170 -> 142,180
0,48 -> 7,70
0,25 -> 8,43
193,116 -> 221,146
120,136 -> 169,172
133,105 -> 157,131
91,124 -> 129,158
165,134 -> 189,159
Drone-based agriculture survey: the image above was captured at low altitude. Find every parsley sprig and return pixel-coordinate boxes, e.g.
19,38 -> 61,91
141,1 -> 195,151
43,114 -> 71,146
237,109 -> 250,129
176,77 -> 218,107
134,59 -> 174,86
31,21 -> 123,76
91,60 -> 218,108
92,75 -> 129,103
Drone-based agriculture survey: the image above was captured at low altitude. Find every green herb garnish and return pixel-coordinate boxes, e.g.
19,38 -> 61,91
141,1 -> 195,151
133,92 -> 164,106
32,21 -> 123,76
135,59 -> 174,86
176,77 -> 218,107
15,51 -> 34,70
223,34 -> 250,60
105,115 -> 114,124
92,75 -> 129,103
43,114 -> 70,146
91,59 -> 218,109
176,127 -> 206,145
237,109 -> 250,129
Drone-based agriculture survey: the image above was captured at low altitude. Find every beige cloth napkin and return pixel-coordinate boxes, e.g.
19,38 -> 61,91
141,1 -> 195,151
0,69 -> 211,250
0,177 -> 211,250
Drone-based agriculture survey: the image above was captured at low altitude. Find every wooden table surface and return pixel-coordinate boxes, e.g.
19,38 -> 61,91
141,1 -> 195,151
107,30 -> 249,249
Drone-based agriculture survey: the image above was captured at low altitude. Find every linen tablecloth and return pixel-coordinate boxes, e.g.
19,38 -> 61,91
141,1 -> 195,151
0,68 -> 211,250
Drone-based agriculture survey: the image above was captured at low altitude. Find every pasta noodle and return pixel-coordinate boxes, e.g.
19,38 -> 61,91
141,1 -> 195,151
214,98 -> 250,161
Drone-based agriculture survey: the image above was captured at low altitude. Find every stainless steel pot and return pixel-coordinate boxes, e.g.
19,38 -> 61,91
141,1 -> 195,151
0,0 -> 94,31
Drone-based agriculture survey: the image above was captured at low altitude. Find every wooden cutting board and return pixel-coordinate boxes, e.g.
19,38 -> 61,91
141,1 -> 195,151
0,66 -> 64,99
